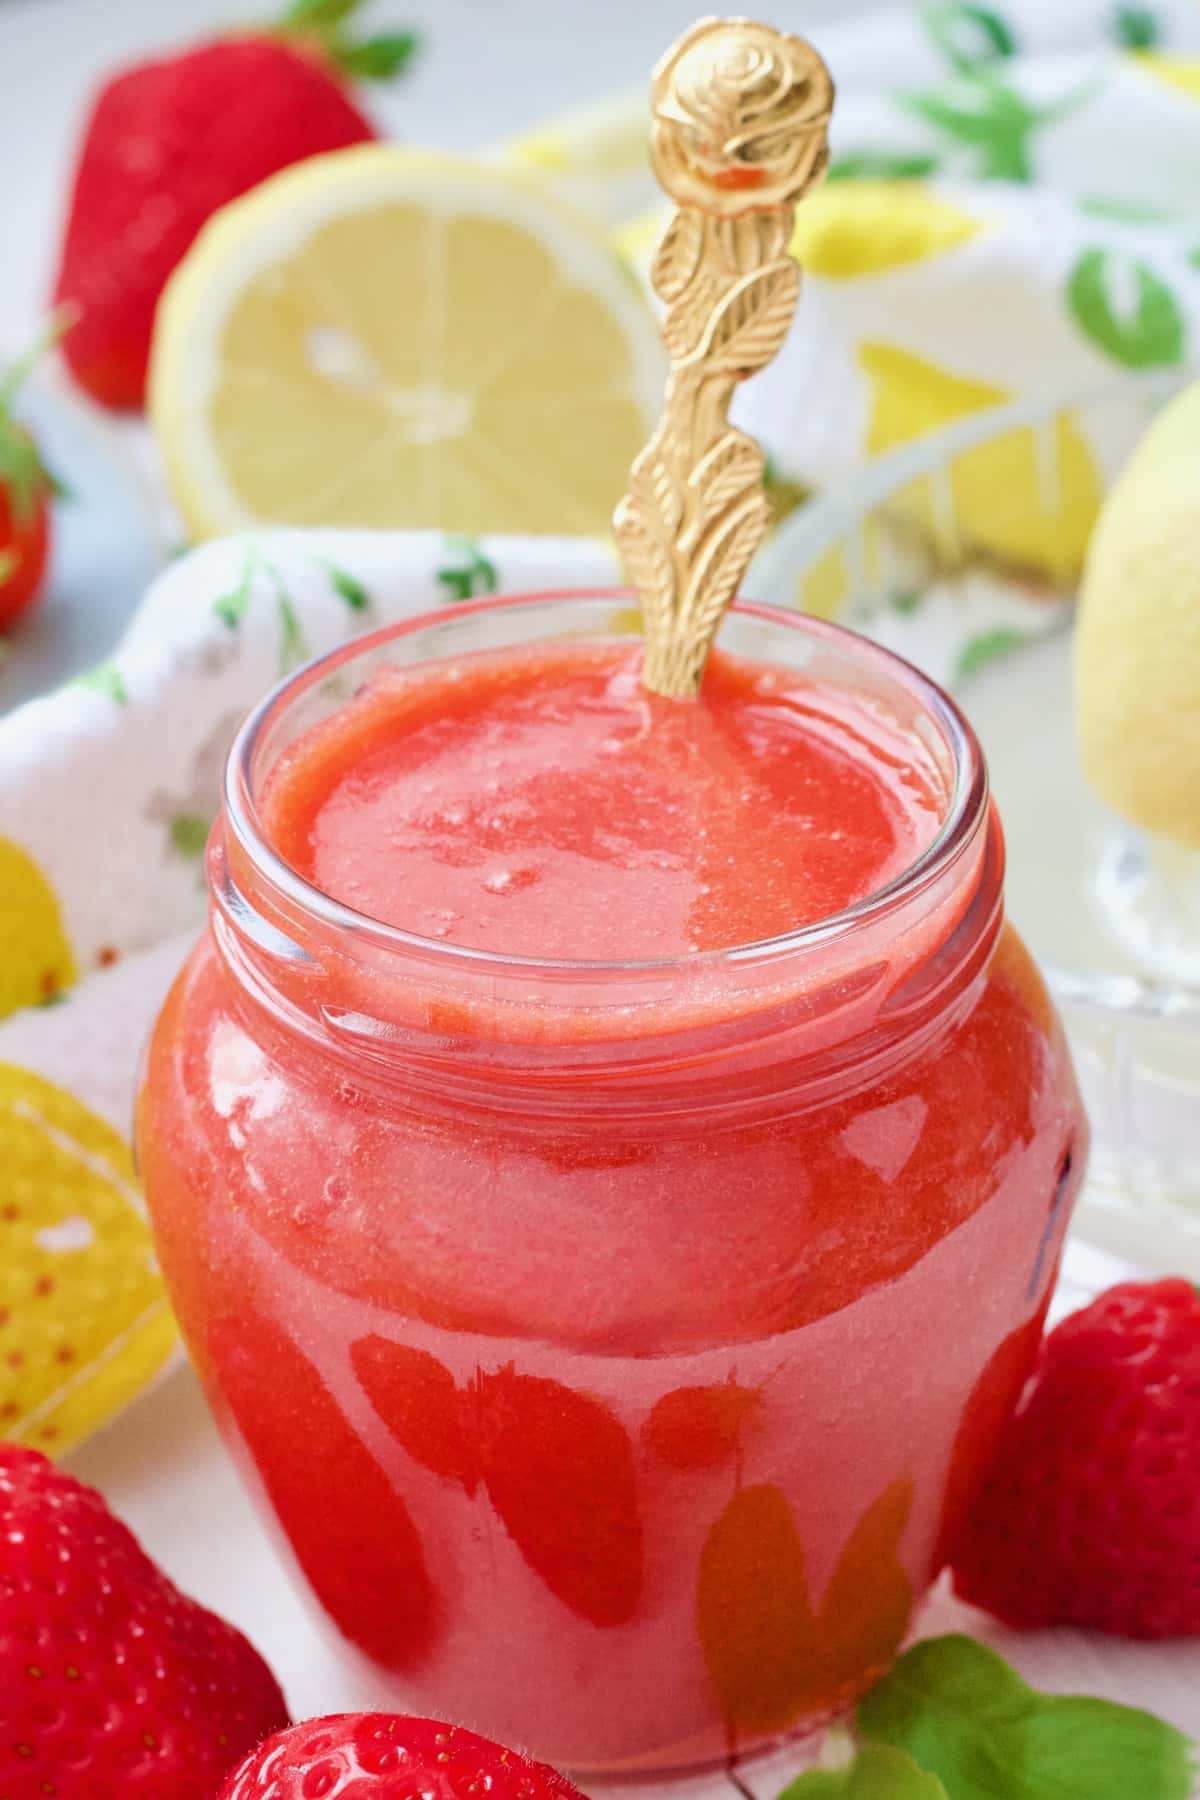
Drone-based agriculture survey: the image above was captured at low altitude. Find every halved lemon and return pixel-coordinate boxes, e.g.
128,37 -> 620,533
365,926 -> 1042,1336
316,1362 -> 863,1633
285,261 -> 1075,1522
0,1063 -> 176,1453
150,145 -> 664,541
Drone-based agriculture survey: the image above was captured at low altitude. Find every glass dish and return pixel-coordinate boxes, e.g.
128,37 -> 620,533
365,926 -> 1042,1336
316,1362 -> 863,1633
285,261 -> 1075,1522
754,374 -> 1200,1251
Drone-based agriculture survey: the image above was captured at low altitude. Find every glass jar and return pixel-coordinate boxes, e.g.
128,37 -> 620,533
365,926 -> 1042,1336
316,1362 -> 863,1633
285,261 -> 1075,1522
137,592 -> 1086,1778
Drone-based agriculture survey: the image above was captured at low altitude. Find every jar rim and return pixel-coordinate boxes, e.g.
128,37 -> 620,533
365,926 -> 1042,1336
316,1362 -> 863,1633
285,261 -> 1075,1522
224,588 -> 990,979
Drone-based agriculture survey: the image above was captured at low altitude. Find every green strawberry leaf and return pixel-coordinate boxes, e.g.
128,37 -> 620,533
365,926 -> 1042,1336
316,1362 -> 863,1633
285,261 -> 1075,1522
323,560 -> 370,611
955,626 -> 1025,679
1116,4 -> 1159,48
1067,248 -> 1185,367
925,3 -> 1017,73
0,306 -> 73,522
828,151 -> 941,181
335,31 -> 420,78
0,418 -> 50,527
780,1741 -> 948,1798
0,308 -> 74,410
278,0 -> 362,30
276,0 -> 419,83
858,1636 -> 1195,1800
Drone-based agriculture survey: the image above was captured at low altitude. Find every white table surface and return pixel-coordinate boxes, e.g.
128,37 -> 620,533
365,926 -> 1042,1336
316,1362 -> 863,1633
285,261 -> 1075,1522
3,0 -> 1200,1787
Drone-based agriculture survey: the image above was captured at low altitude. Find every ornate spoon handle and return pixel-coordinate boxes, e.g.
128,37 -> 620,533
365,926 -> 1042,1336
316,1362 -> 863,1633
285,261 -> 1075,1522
613,17 -> 834,699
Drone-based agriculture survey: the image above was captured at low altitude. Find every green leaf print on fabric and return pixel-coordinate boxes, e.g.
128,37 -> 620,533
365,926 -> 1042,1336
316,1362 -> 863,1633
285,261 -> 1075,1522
1115,5 -> 1160,49
276,592 -> 308,674
924,2 -> 1016,73
322,561 -> 371,612
890,589 -> 925,617
168,813 -> 210,859
436,534 -> 499,602
72,660 -> 128,704
1067,249 -> 1185,367
213,546 -> 257,629
828,151 -> 941,182
901,71 -> 1100,183
1078,195 -> 1174,224
956,626 -> 1026,680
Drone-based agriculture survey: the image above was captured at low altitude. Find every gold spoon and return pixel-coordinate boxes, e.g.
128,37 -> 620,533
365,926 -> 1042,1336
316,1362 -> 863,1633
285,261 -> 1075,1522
614,16 -> 834,699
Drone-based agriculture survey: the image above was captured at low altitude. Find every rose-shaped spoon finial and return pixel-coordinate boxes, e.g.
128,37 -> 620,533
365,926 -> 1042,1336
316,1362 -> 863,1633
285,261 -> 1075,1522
614,17 -> 834,698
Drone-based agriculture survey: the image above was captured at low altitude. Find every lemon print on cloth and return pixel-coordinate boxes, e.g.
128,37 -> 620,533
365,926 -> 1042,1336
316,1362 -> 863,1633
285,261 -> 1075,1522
789,181 -> 983,278
0,1064 -> 176,1453
798,543 -> 852,619
616,181 -> 981,286
151,145 -> 663,541
797,527 -> 895,621
859,342 -> 1102,585
0,837 -> 77,1020
1129,54 -> 1200,100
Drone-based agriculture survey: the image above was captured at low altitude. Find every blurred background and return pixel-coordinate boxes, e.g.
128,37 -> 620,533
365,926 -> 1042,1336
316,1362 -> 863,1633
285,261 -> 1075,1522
1,0 -> 857,352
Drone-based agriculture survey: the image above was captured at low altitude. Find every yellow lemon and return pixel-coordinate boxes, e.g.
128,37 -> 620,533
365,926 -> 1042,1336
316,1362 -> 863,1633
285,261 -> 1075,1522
1075,378 -> 1200,847
0,837 -> 77,1020
790,181 -> 983,278
0,1064 -> 177,1453
859,341 -> 1102,585
504,91 -> 656,228
151,145 -> 663,542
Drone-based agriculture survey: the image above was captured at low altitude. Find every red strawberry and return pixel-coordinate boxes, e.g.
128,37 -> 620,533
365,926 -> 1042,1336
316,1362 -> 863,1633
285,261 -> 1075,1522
220,1714 -> 586,1800
0,1446 -> 287,1799
0,325 -> 64,629
929,1301 -> 1049,1576
951,1278 -> 1200,1637
52,2 -> 418,409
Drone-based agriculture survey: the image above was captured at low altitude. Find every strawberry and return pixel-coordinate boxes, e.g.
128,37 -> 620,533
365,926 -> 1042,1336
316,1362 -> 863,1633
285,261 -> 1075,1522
0,1447 -> 288,1798
220,1713 -> 586,1800
951,1278 -> 1200,1637
929,1301 -> 1049,1576
52,0 -> 418,409
0,326 -> 64,629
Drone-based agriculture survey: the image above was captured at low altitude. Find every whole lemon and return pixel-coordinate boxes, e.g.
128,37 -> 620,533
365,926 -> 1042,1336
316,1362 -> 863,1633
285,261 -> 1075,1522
1075,383 -> 1200,849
